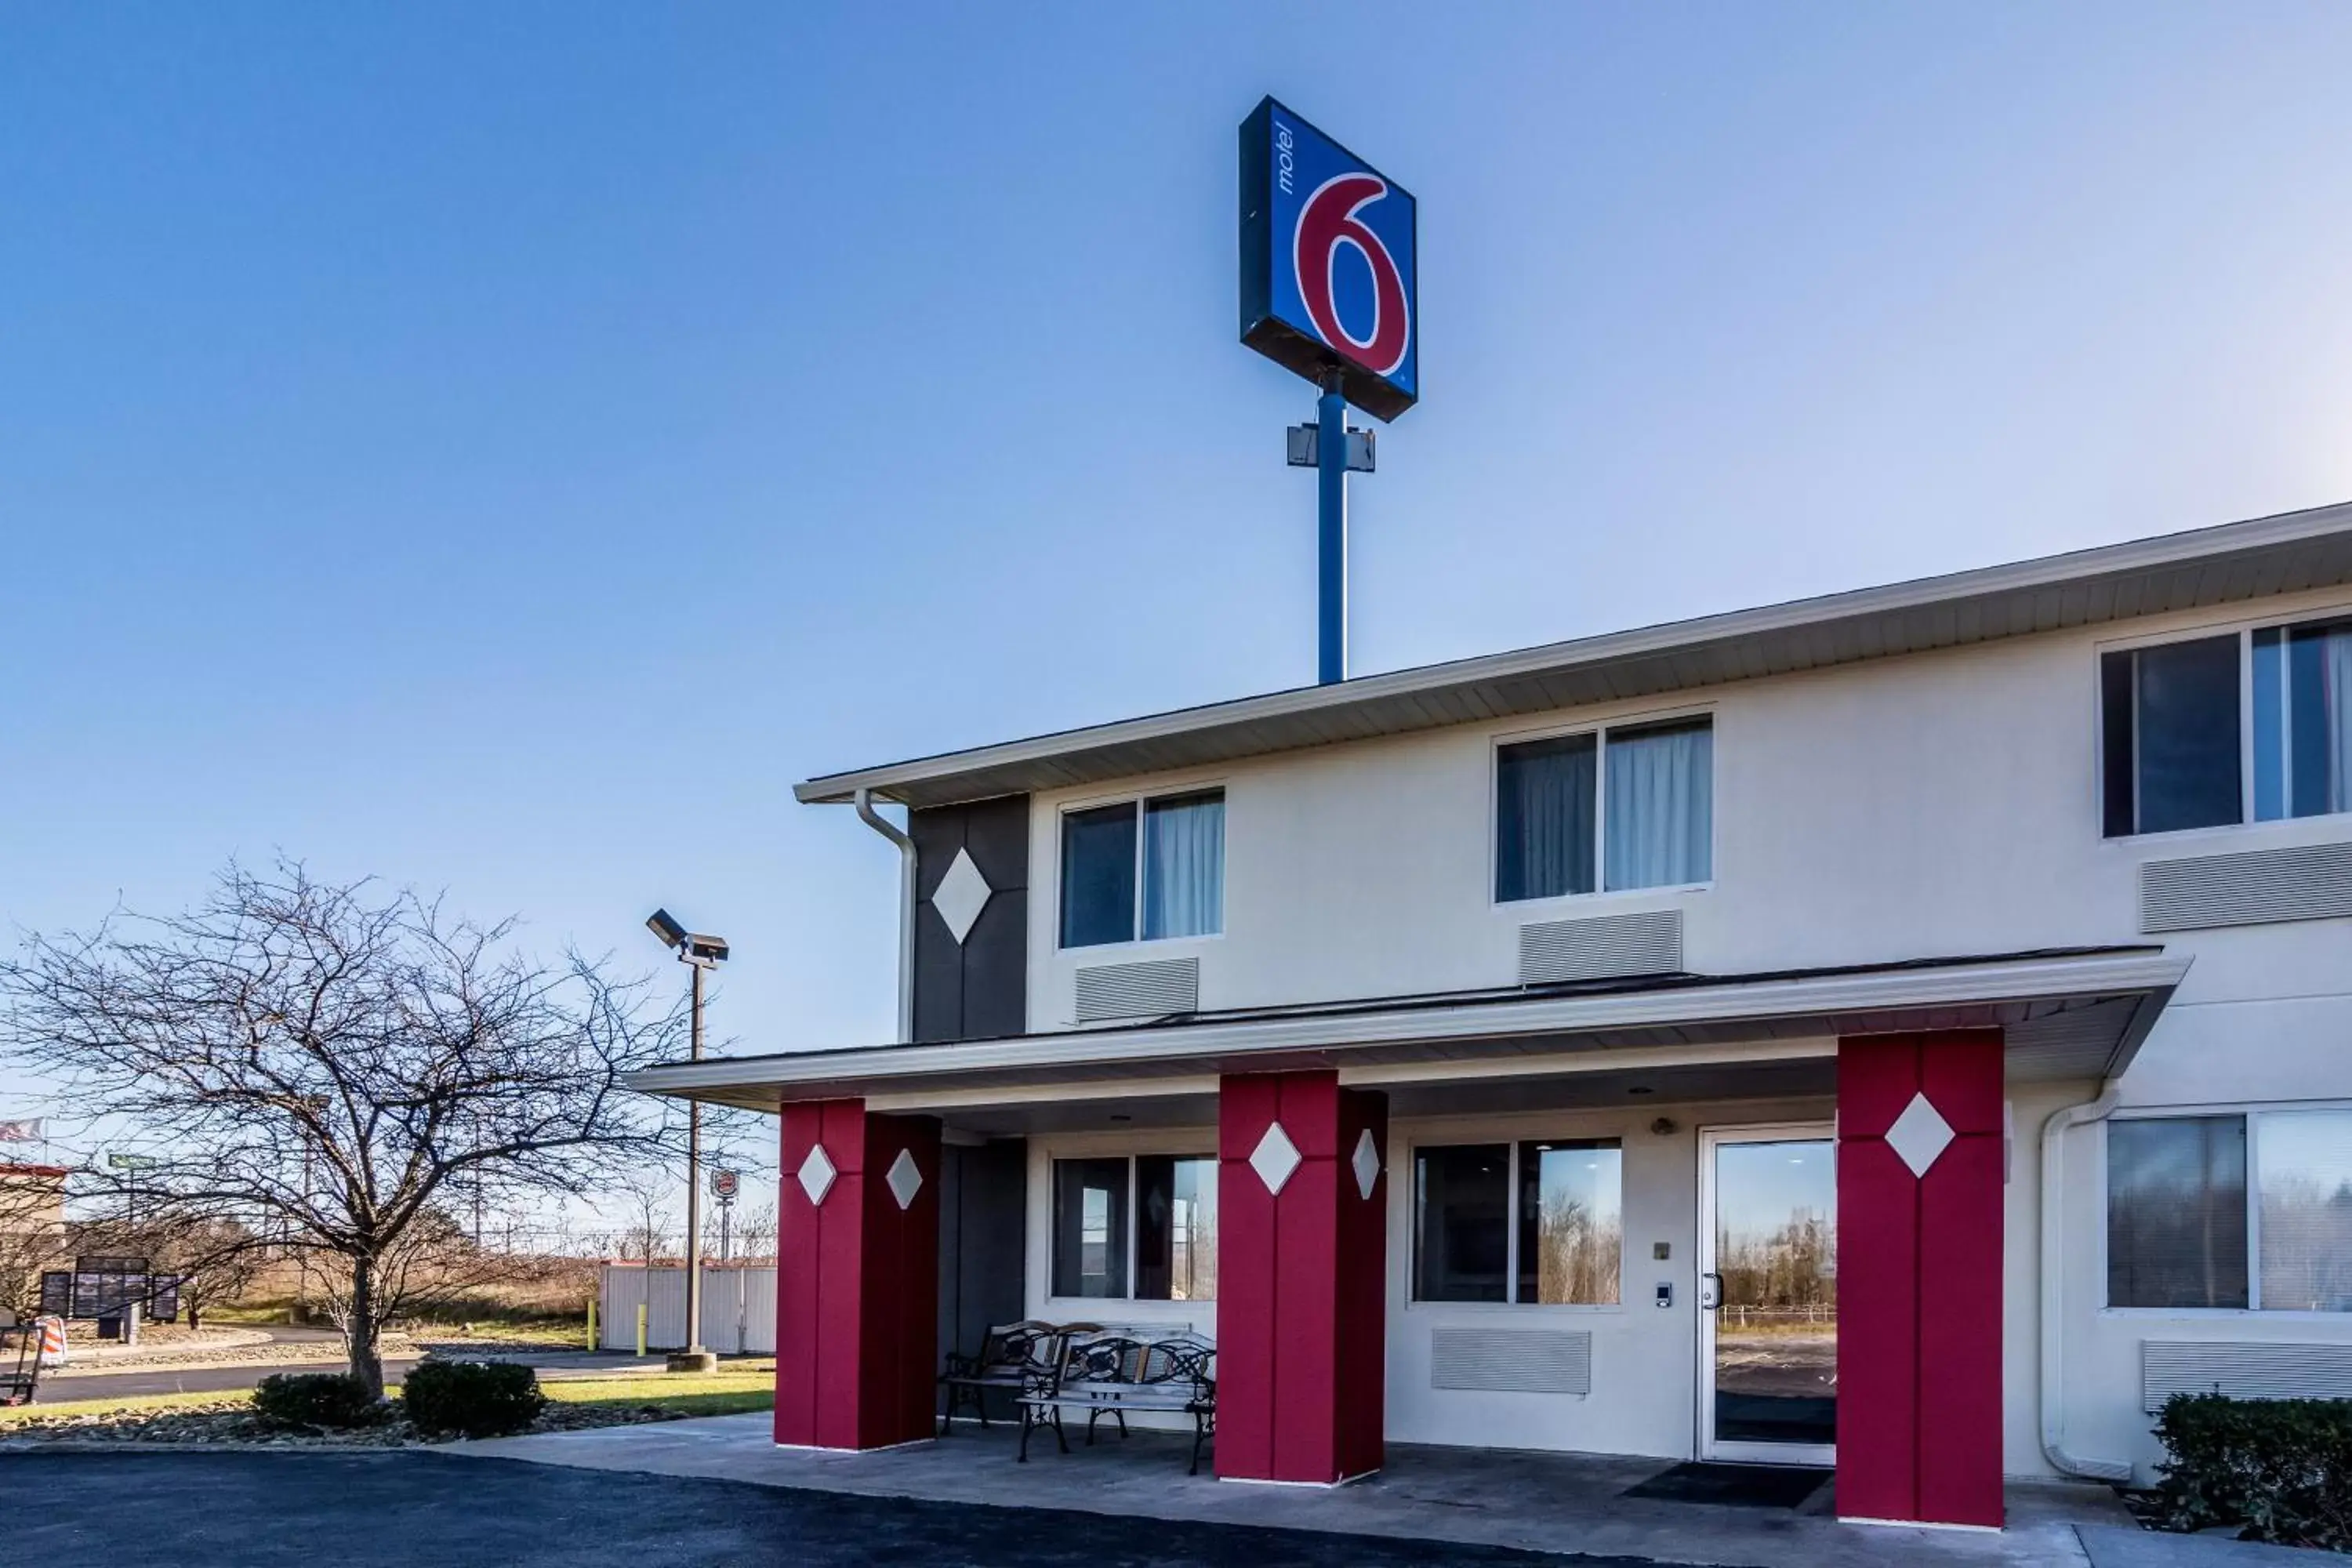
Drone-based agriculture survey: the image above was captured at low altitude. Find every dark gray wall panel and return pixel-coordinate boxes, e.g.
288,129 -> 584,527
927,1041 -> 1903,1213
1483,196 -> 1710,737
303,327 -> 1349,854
937,1138 -> 1028,1417
912,901 -> 965,1044
961,794 -> 1030,893
910,795 -> 1029,1044
961,889 -> 1029,1040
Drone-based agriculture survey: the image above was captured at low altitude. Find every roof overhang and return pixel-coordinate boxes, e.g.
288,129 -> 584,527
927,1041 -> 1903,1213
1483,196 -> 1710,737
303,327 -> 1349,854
629,949 -> 2189,1116
796,503 -> 2352,809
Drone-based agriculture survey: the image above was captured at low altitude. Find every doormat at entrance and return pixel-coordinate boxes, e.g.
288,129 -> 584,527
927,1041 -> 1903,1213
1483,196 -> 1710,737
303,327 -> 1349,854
1622,1461 -> 1831,1510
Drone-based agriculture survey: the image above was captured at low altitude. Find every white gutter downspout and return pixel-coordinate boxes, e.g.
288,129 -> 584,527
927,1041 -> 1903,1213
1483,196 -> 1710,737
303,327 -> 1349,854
854,787 -> 916,1044
2040,1083 -> 2134,1483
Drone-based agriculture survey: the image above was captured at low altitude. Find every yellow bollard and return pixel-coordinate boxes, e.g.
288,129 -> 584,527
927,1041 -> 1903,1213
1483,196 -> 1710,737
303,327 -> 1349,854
635,1301 -> 648,1357
586,1295 -> 597,1352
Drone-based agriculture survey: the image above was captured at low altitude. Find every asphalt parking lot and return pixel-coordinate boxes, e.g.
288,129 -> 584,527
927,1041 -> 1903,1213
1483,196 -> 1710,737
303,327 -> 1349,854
3,1450 -> 1653,1567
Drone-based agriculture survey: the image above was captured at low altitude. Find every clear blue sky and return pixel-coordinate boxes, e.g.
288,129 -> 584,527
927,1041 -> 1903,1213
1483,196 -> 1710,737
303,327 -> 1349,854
7,4 -> 2352,1109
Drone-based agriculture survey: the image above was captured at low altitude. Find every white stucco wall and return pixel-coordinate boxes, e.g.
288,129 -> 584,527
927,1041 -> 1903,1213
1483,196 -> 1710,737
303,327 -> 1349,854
1004,584 -> 2352,1477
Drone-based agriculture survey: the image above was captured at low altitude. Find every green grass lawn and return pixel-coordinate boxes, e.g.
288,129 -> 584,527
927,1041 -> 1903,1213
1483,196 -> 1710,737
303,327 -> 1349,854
3,1368 -> 775,1428
542,1370 -> 774,1419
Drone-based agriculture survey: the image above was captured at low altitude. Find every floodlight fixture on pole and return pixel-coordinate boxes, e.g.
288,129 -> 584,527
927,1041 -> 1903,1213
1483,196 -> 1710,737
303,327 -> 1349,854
648,907 -> 728,1374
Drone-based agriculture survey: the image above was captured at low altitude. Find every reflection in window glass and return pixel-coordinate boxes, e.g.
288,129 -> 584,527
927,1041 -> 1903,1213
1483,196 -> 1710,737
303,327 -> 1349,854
2107,1116 -> 2248,1308
1051,1157 -> 1129,1298
1516,1141 -> 1623,1304
2253,619 -> 2352,822
1413,1145 -> 1510,1302
1137,1155 -> 1218,1301
2257,1110 -> 2352,1312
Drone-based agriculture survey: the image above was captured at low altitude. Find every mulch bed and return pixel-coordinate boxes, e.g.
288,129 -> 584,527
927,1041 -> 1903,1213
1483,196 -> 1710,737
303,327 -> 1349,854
0,1397 -> 729,1449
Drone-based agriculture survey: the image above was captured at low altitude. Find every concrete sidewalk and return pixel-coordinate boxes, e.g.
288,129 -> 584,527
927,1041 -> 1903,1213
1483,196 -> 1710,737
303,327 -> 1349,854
456,1414 -> 2189,1567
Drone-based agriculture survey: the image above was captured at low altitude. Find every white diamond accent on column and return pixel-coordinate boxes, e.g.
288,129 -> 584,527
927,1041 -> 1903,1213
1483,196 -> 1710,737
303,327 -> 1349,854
930,848 -> 993,946
1885,1092 -> 1956,1178
1350,1128 -> 1381,1201
1250,1121 -> 1302,1196
796,1143 -> 838,1207
885,1148 -> 924,1210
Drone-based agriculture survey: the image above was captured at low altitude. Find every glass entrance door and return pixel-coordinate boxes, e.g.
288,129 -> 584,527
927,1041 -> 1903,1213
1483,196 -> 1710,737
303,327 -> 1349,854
1697,1126 -> 1837,1465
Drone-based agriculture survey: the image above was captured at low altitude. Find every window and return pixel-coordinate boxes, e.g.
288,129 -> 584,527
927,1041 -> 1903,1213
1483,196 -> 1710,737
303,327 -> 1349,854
1414,1139 -> 1623,1305
1136,1155 -> 1219,1301
2253,617 -> 2352,822
2101,636 -> 2242,836
1051,1157 -> 1130,1298
2256,1110 -> 2352,1312
2107,1110 -> 2352,1312
1059,789 -> 1224,947
1497,720 -> 1711,901
1518,1140 -> 1624,1305
2107,1116 -> 2248,1309
1049,1154 -> 1217,1301
2101,612 -> 2352,837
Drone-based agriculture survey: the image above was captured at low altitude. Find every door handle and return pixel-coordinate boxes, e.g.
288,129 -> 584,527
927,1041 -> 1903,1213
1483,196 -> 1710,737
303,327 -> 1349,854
1698,1272 -> 1722,1311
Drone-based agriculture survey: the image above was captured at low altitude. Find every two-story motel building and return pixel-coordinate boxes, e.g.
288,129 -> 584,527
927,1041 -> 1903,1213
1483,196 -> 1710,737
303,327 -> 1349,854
633,502 -> 2352,1529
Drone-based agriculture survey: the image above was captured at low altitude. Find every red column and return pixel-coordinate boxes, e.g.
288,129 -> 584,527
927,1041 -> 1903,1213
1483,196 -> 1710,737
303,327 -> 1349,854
775,1098 -> 940,1450
1217,1070 -> 1388,1484
1836,1030 -> 2005,1528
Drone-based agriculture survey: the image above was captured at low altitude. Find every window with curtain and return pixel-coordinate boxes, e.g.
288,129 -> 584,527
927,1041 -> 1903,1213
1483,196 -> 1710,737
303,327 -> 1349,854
1605,719 -> 1713,891
1059,789 -> 1224,948
1496,735 -> 1596,901
2106,1116 -> 2248,1309
2254,616 -> 2352,822
1142,792 -> 1224,939
1497,718 -> 1711,902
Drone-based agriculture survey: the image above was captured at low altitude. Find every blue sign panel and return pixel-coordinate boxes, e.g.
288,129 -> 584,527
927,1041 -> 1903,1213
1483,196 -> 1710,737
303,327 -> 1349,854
1240,97 -> 1418,421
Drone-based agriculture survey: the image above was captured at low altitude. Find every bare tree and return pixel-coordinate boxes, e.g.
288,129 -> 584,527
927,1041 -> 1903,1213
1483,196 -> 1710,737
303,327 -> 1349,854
602,1166 -> 678,1264
738,1198 -> 778,1265
0,860 -> 685,1396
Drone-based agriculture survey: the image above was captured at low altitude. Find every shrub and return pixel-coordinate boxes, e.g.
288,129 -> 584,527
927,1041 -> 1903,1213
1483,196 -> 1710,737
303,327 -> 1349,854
252,1372 -> 389,1431
401,1359 -> 545,1439
2153,1392 -> 2352,1550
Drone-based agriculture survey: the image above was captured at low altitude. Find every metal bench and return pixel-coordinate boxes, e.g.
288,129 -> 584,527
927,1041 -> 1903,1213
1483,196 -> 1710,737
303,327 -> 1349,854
1017,1330 -> 1216,1475
938,1319 -> 1068,1434
0,1322 -> 45,1407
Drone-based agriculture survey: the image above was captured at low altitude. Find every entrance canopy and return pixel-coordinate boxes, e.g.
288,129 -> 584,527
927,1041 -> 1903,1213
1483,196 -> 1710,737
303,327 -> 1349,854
629,947 -> 2187,1129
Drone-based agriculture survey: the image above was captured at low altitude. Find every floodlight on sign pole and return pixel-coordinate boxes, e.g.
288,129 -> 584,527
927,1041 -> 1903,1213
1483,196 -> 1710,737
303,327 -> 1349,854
646,909 -> 728,1374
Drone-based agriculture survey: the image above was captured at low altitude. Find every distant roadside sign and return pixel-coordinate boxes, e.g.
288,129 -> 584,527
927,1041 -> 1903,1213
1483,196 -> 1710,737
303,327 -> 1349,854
710,1169 -> 739,1201
105,1153 -> 158,1171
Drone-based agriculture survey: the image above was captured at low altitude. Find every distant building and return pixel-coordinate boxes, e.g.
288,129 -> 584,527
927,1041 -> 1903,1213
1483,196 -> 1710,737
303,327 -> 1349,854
0,1163 -> 71,1327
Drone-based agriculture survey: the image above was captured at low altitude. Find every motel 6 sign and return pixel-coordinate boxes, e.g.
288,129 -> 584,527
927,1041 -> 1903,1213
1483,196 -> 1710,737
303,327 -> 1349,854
1239,96 -> 1419,422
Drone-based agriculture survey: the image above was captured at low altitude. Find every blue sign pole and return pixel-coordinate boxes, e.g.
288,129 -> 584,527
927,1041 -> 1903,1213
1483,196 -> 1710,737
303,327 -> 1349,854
1317,368 -> 1348,684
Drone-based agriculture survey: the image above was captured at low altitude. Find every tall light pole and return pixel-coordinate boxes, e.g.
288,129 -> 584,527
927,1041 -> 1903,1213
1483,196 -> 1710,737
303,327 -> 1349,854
647,909 -> 728,1374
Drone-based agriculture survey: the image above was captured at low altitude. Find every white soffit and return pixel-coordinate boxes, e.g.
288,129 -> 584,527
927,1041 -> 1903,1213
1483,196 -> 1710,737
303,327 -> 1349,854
627,950 -> 2189,1109
796,503 -> 2352,810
